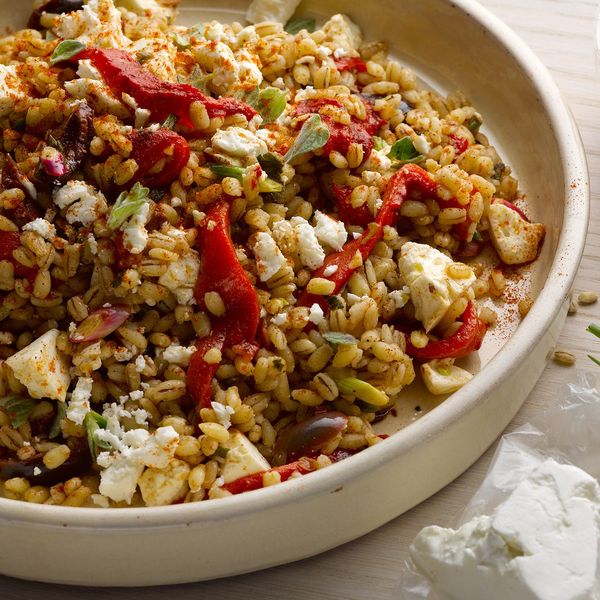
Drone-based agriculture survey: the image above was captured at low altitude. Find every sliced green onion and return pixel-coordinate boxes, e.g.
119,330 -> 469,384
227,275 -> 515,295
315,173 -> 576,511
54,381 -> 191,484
107,182 -> 149,230
372,136 -> 387,151
336,377 -> 389,407
588,355 -> 600,366
587,324 -> 600,339
161,114 -> 178,130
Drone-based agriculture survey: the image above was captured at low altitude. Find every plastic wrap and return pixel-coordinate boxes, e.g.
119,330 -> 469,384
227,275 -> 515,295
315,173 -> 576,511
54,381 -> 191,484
396,371 -> 600,600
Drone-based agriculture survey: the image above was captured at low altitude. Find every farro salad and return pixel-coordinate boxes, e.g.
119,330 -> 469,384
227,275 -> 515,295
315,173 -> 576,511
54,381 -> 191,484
0,0 -> 545,507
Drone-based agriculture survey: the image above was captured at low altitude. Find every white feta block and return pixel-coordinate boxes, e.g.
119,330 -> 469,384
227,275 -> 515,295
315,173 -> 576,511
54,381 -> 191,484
221,430 -> 270,484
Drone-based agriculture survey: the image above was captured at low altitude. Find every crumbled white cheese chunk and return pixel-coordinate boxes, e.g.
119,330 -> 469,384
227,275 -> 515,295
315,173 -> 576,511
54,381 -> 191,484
138,458 -> 190,506
134,355 -> 146,373
271,312 -> 288,326
162,344 -> 196,367
65,78 -> 131,119
321,14 -> 362,53
413,134 -> 431,156
290,216 -> 325,270
308,303 -> 325,325
121,202 -> 150,255
22,218 -> 56,241
252,232 -> 287,282
398,242 -> 476,332
211,401 -> 235,429
221,430 -> 270,484
53,0 -> 130,49
313,211 -> 347,251
33,466 -> 42,476
66,377 -> 93,425
388,286 -> 410,309
211,127 -> 268,158
5,329 -> 71,401
246,0 -> 301,24
158,251 -> 200,305
53,181 -> 108,226
0,64 -> 33,117
488,202 -> 545,265
87,233 -> 98,255
410,459 -> 600,600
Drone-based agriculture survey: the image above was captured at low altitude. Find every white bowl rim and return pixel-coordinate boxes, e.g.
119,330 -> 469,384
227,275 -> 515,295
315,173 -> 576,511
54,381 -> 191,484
0,0 -> 589,529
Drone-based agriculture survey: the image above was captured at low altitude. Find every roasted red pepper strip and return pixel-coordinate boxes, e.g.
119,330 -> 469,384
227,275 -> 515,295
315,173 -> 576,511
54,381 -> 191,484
75,48 -> 256,129
334,56 -> 367,73
187,198 -> 260,412
298,164 -> 438,309
405,302 -> 487,360
129,128 -> 190,189
222,459 -> 315,495
331,183 -> 372,227
0,231 -> 37,282
292,97 -> 384,161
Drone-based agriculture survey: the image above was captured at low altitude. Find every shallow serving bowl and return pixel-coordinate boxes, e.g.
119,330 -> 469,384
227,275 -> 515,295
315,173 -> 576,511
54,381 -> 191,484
0,0 -> 589,586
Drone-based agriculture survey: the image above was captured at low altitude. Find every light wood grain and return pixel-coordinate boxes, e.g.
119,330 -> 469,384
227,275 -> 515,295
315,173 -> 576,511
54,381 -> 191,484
3,1 -> 600,597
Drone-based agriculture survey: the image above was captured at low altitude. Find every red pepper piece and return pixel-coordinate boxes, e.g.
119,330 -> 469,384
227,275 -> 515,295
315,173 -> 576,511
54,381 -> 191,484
187,198 -> 260,412
298,164 -> 438,309
129,128 -> 190,189
331,183 -> 372,227
292,97 -> 384,161
405,302 -> 487,360
334,56 -> 368,73
76,48 -> 256,129
448,134 -> 469,155
222,458 -> 315,495
0,231 -> 37,282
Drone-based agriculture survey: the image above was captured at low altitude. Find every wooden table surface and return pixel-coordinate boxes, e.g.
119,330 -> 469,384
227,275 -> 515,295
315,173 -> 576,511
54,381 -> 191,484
3,1 -> 600,597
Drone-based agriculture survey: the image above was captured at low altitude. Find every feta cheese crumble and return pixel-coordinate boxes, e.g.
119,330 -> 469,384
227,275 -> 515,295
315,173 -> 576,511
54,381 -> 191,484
290,216 -> 325,270
162,344 -> 196,367
22,218 -> 56,241
121,202 -> 150,255
66,377 -> 93,425
410,459 -> 600,600
313,211 -> 347,251
252,232 -> 287,282
53,181 -> 109,226
308,303 -> 325,325
398,242 -> 475,332
158,251 -> 200,305
211,127 -> 268,158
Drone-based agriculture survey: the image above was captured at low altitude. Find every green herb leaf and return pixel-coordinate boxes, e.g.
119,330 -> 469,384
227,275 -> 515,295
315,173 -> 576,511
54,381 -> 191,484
259,178 -> 283,193
161,114 -> 178,130
325,295 -> 344,310
181,65 -> 214,94
336,377 -> 389,407
172,25 -> 203,50
284,114 -> 330,163
84,411 -> 111,460
589,355 -> 600,366
322,331 -> 358,348
50,40 -> 85,65
257,153 -> 283,182
465,116 -> 482,133
107,182 -> 150,230
587,324 -> 600,339
472,230 -> 483,242
284,17 -> 316,35
0,396 -> 35,428
49,401 -> 67,439
214,446 -> 230,458
248,87 -> 287,124
372,136 -> 387,151
387,136 -> 423,164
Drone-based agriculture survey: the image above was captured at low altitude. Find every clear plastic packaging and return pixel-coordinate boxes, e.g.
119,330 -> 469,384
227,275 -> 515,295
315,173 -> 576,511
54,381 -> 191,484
396,371 -> 600,600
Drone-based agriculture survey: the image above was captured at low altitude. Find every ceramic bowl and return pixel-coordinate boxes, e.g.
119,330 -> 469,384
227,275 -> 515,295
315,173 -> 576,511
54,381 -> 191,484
0,0 -> 589,586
